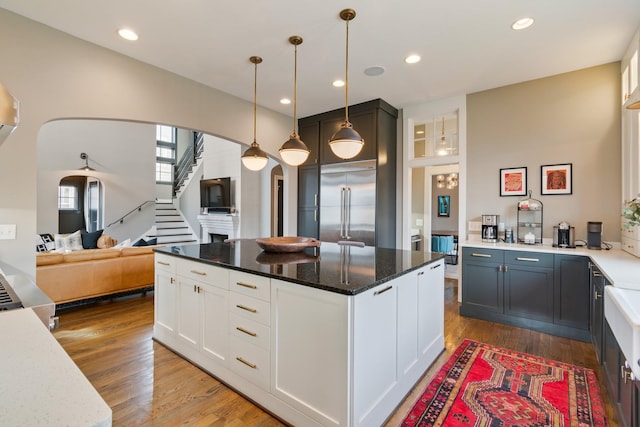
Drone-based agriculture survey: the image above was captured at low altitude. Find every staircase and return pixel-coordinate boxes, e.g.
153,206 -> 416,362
148,203 -> 198,245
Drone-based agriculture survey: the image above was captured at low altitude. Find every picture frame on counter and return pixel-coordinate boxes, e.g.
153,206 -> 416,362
499,167 -> 527,196
541,163 -> 572,195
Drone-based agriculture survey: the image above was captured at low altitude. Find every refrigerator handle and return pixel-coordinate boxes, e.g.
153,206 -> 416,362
346,187 -> 352,238
340,187 -> 346,238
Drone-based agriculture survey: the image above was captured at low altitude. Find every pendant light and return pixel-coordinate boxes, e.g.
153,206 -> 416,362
328,8 -> 364,160
79,152 -> 95,171
436,117 -> 448,156
626,99 -> 640,109
279,36 -> 310,166
241,56 -> 269,171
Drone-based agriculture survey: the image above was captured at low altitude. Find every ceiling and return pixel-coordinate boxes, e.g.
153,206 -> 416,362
1,1 -> 640,118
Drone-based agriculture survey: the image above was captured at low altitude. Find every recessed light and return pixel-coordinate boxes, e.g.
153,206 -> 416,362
405,54 -> 421,64
118,28 -> 139,41
280,98 -> 291,105
364,66 -> 385,77
511,17 -> 534,30
333,79 -> 345,87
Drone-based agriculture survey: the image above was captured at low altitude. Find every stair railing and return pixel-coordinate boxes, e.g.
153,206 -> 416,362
174,131 -> 205,195
106,200 -> 156,228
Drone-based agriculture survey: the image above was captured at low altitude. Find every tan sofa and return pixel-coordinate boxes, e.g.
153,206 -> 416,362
36,246 -> 158,305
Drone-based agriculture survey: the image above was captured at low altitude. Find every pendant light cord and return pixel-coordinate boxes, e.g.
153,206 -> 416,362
293,42 -> 298,134
253,60 -> 258,144
344,17 -> 350,124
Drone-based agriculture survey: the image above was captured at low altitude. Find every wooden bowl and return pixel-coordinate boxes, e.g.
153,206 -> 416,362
255,236 -> 321,253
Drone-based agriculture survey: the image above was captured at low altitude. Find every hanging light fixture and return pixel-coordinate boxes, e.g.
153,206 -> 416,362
627,99 -> 640,109
436,117 -> 448,156
279,36 -> 310,166
241,56 -> 269,171
79,152 -> 95,171
328,8 -> 364,160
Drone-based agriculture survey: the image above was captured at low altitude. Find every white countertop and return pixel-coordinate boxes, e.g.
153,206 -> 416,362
0,308 -> 112,427
460,240 -> 640,291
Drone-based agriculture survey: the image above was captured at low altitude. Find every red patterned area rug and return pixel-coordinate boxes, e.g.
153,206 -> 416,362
401,339 -> 608,426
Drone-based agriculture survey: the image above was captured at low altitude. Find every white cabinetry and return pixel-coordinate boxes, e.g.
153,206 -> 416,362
154,254 -> 178,338
622,28 -> 639,107
154,253 -> 445,427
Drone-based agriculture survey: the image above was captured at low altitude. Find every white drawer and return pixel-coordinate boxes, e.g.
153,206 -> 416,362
621,223 -> 640,240
155,254 -> 177,273
229,313 -> 270,350
622,235 -> 640,258
229,270 -> 270,301
229,292 -> 270,326
177,260 -> 229,289
229,335 -> 270,391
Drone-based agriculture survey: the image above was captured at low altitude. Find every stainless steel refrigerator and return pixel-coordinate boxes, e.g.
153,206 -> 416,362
320,160 -> 376,246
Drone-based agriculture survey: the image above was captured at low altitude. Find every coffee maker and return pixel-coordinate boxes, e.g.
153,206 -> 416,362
482,215 -> 499,243
552,221 -> 575,248
587,221 -> 603,250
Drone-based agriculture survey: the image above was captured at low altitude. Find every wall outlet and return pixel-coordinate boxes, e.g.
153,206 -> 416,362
416,219 -> 424,226
0,224 -> 16,240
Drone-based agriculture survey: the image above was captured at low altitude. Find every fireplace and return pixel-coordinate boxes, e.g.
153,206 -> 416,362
197,214 -> 239,243
210,233 -> 228,243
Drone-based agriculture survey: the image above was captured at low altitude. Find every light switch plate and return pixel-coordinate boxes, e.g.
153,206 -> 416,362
468,221 -> 481,232
0,224 -> 17,240
416,219 -> 424,226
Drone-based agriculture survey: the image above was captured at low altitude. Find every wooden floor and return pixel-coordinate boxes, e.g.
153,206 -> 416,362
53,279 -> 618,426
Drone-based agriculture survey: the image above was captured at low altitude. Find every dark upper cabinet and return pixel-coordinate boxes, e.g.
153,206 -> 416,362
297,99 -> 398,248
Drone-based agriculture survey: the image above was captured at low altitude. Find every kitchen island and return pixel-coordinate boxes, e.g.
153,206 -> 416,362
153,240 -> 445,427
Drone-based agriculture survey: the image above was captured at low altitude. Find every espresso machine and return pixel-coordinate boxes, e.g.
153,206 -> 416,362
482,215 -> 499,243
552,221 -> 576,248
587,221 -> 603,249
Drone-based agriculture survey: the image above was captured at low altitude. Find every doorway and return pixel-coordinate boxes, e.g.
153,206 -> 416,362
58,175 -> 103,233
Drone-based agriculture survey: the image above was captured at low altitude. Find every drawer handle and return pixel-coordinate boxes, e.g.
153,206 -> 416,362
592,271 -> 602,277
236,304 -> 257,313
236,282 -> 257,290
374,285 -> 393,296
471,253 -> 491,258
515,257 -> 539,262
236,326 -> 257,337
190,270 -> 207,276
594,291 -> 602,300
236,356 -> 257,369
157,261 -> 170,266
430,263 -> 442,270
417,271 -> 425,276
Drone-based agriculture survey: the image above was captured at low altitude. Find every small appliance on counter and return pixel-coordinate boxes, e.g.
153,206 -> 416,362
481,214 -> 499,243
587,221 -> 603,249
552,221 -> 576,248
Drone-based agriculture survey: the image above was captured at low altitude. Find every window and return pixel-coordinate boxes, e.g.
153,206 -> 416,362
58,185 -> 78,210
156,125 -> 176,183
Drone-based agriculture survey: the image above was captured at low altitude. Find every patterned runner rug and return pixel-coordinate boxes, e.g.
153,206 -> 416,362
401,339 -> 608,426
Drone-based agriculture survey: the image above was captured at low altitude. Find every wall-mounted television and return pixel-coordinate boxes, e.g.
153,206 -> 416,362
200,177 -> 232,213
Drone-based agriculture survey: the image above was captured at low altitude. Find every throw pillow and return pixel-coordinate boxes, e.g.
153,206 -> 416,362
133,238 -> 148,247
146,238 -> 158,246
97,235 -> 117,249
54,230 -> 84,251
36,233 -> 56,252
114,238 -> 132,248
81,229 -> 104,249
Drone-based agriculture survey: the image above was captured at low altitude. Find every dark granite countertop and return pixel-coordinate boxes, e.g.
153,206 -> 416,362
155,239 -> 445,295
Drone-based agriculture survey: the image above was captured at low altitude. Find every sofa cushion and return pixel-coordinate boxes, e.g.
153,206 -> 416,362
81,229 -> 104,249
55,230 -> 84,251
36,252 -> 64,266
62,248 -> 121,263
120,246 -> 156,256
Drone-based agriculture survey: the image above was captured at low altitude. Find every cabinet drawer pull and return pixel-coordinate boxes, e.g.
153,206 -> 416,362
236,304 -> 257,313
471,253 -> 491,258
157,261 -> 170,266
430,263 -> 442,270
170,277 -> 175,284
417,271 -> 425,276
236,326 -> 257,337
515,257 -> 539,262
594,291 -> 602,300
592,271 -> 602,277
236,357 -> 257,369
374,285 -> 393,296
236,281 -> 257,290
190,270 -> 207,276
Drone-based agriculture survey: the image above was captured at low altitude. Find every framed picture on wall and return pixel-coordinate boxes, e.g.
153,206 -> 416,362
499,167 -> 527,196
437,195 -> 450,217
541,163 -> 572,195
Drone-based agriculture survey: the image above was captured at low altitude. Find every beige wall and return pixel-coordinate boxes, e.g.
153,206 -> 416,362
0,9 -> 293,276
467,63 -> 621,243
